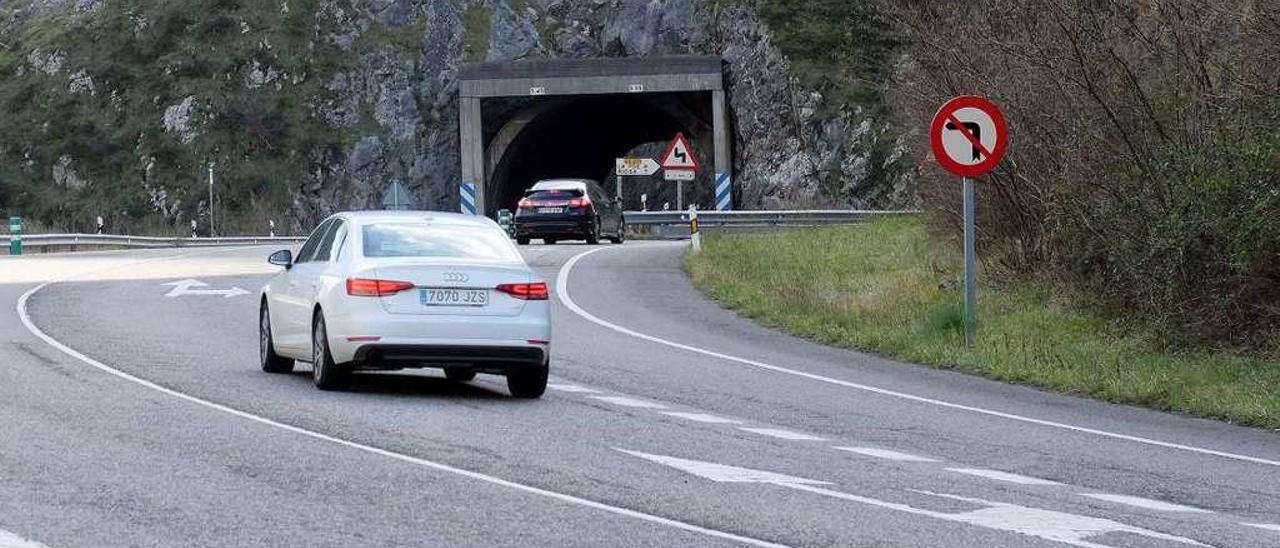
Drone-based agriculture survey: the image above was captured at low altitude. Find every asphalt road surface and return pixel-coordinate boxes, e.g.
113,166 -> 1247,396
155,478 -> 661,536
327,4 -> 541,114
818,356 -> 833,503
2,242 -> 1278,547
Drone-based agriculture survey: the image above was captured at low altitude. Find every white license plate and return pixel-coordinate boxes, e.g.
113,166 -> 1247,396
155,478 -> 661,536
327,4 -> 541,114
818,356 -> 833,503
537,207 -> 564,214
420,288 -> 489,307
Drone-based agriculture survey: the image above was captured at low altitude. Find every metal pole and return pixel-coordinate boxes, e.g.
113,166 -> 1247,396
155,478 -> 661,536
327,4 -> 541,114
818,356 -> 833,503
677,180 -> 684,211
206,163 -> 213,238
963,177 -> 977,348
616,175 -> 623,206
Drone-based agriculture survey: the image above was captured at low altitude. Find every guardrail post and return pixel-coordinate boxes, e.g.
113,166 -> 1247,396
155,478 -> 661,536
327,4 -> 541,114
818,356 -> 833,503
688,206 -> 701,252
8,217 -> 21,255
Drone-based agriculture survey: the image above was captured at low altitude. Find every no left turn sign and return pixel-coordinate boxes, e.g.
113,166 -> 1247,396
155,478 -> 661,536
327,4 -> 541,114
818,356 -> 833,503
930,96 -> 1007,178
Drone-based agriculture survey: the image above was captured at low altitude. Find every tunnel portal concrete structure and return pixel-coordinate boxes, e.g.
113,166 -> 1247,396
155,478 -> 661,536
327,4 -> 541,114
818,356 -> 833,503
458,56 -> 731,216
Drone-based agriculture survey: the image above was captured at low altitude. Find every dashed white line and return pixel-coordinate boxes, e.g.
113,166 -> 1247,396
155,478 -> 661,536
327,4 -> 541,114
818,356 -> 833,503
547,383 -> 600,394
556,246 -> 1280,468
16,281 -> 786,548
739,428 -> 828,441
0,529 -> 49,548
946,468 -> 1062,486
588,396 -> 668,409
834,447 -> 939,463
662,412 -> 741,424
1082,493 -> 1213,514
1242,522 -> 1280,533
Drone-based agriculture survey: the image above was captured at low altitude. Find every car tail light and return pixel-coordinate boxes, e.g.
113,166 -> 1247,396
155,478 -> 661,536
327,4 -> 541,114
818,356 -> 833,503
569,196 -> 591,209
346,278 -> 416,297
518,198 -> 533,211
496,282 -> 549,300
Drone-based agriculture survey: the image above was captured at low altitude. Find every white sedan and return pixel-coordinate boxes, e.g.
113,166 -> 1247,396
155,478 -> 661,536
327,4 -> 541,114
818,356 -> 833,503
259,211 -> 551,397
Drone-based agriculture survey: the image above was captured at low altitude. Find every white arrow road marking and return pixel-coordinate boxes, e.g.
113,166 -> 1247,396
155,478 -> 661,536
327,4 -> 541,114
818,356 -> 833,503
662,412 -> 742,424
1081,493 -> 1212,514
0,529 -> 48,548
834,447 -> 939,463
738,427 -> 827,441
557,247 -> 1280,468
621,449 -> 1209,548
589,396 -> 668,409
945,468 -> 1063,486
162,279 -> 249,298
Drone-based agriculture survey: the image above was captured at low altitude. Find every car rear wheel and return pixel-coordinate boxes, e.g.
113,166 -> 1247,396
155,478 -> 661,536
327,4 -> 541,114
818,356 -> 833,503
445,368 -> 477,382
586,220 -> 601,245
260,302 -> 293,374
517,236 -> 530,245
544,238 -> 557,245
312,312 -> 350,391
507,364 -> 548,399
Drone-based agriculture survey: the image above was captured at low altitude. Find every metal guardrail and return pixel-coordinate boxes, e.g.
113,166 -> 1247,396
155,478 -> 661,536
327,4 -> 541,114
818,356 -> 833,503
7,233 -> 305,251
624,209 -> 920,228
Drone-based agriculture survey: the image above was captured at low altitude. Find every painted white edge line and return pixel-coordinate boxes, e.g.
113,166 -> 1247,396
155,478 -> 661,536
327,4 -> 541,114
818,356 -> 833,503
546,382 -> 600,394
0,529 -> 49,548
1241,522 -> 1280,533
945,468 -> 1062,486
739,428 -> 828,442
17,288 -> 787,548
833,447 -> 939,463
1081,493 -> 1213,514
555,246 -> 1280,468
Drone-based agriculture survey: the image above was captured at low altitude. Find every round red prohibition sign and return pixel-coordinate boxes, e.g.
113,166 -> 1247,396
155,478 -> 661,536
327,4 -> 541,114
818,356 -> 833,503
930,96 -> 1007,178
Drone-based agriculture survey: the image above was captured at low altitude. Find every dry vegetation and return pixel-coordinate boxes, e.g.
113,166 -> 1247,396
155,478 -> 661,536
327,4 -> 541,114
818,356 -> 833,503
891,0 -> 1280,349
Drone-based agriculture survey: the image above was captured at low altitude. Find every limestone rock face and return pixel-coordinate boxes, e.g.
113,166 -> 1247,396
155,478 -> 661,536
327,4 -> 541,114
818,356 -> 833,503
1,0 -> 913,233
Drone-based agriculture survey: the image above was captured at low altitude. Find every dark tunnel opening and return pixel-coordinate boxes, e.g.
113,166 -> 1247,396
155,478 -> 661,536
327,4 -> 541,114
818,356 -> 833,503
486,93 -> 710,214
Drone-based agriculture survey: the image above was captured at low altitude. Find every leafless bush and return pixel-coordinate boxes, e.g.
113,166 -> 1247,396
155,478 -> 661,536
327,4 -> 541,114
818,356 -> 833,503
890,0 -> 1280,346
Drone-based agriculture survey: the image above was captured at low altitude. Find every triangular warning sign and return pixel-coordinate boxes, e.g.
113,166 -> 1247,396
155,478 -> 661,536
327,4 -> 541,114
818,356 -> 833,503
661,133 -> 700,171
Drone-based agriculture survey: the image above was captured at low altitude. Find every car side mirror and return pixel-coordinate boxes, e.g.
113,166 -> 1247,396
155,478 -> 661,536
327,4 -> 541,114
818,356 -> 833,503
268,249 -> 293,269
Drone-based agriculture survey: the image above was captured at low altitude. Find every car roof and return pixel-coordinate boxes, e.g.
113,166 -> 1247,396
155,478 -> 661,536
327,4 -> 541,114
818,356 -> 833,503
329,210 -> 497,227
530,179 -> 593,191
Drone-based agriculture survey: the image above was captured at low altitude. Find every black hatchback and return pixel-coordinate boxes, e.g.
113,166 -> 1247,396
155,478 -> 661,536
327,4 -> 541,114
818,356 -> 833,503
514,179 -> 625,245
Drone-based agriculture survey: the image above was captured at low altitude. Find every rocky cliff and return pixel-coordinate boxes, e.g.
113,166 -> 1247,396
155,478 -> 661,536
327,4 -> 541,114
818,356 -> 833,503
0,0 -> 912,233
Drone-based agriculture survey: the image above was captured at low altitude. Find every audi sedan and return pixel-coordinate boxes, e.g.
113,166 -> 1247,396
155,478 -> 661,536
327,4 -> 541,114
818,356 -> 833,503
258,211 -> 551,397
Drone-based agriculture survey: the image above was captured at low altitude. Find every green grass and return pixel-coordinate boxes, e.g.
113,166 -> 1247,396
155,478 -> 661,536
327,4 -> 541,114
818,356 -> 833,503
686,218 -> 1280,429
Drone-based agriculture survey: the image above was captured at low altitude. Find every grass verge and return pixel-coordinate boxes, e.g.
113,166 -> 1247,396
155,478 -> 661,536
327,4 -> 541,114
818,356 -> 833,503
685,217 -> 1280,429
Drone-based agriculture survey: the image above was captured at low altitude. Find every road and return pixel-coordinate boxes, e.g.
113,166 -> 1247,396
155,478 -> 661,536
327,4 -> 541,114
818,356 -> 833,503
1,242 -> 1278,547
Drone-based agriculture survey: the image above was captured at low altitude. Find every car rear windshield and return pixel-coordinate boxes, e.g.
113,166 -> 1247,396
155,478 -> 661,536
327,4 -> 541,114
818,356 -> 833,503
525,188 -> 583,200
361,222 -> 520,261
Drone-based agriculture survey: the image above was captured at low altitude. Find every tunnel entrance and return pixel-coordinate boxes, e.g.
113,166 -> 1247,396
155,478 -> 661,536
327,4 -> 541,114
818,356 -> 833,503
457,56 -> 731,216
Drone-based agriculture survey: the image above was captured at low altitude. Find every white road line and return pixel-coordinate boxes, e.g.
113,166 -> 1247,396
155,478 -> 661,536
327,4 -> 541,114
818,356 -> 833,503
1081,494 -> 1213,514
546,383 -> 600,394
0,529 -> 49,548
589,396 -> 668,409
1242,522 -> 1280,533
834,447 -> 939,463
946,468 -> 1062,486
662,412 -> 741,424
556,247 -> 1280,468
739,428 -> 828,441
16,283 -> 786,548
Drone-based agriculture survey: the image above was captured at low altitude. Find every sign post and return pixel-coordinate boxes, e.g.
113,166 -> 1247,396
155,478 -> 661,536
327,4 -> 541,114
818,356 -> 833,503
930,96 -> 1008,348
8,217 -> 22,256
661,133 -> 699,214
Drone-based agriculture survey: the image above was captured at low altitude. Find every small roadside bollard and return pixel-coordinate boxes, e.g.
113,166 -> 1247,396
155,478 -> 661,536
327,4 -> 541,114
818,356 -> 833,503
190,219 -> 198,239
640,193 -> 648,212
497,209 -> 516,238
8,217 -> 22,256
96,216 -> 104,234
269,220 -> 276,238
688,205 -> 701,252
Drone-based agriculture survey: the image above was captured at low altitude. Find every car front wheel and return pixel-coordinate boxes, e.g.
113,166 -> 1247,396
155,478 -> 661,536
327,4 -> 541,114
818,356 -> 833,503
312,312 -> 350,391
